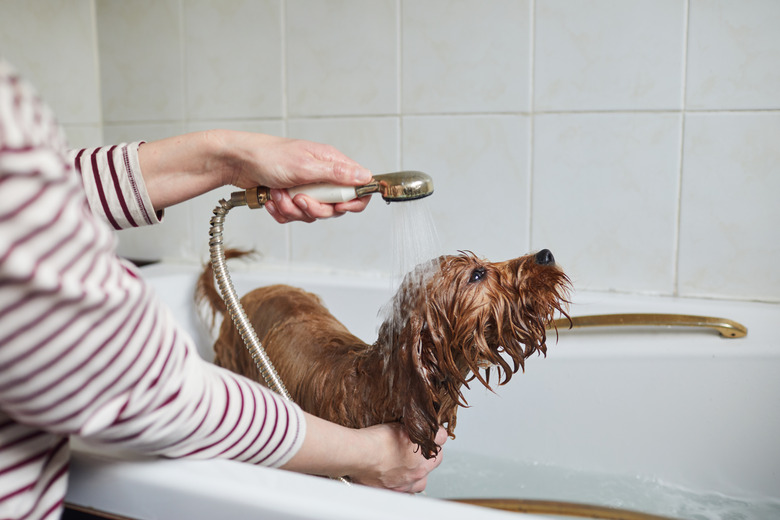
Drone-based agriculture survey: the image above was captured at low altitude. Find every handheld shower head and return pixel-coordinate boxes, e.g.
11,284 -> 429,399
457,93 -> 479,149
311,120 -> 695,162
236,171 -> 434,209
355,171 -> 434,202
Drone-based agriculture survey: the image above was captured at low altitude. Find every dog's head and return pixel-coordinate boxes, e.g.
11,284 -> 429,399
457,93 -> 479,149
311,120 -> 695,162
378,249 -> 571,457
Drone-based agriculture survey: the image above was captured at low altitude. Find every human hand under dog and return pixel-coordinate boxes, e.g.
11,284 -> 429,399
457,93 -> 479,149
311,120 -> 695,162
282,413 -> 447,493
349,423 -> 448,493
137,129 -> 372,223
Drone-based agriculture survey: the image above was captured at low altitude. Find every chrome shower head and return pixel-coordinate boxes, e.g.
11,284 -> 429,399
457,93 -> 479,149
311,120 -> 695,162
355,171 -> 434,202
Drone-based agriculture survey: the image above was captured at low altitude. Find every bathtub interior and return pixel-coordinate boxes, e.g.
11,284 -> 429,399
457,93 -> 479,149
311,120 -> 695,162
93,262 -> 780,519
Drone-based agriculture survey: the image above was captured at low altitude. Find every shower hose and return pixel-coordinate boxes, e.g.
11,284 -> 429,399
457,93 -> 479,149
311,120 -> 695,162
209,196 -> 350,486
207,196 -> 678,520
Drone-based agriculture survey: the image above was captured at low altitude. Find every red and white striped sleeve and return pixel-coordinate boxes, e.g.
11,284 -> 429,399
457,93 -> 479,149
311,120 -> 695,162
0,61 -> 305,520
69,143 -> 160,230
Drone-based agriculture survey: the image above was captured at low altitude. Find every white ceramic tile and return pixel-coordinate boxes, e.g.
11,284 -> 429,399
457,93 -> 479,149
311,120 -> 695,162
62,124 -> 103,149
287,117 -> 400,172
185,120 -> 288,264
286,117 -> 401,272
102,122 -> 187,145
0,0 -> 100,124
184,0 -> 283,120
115,204 -> 193,263
532,113 -> 681,294
103,122 -> 189,262
534,0 -> 685,111
402,0 -> 531,114
401,115 -> 530,262
286,0 -> 397,117
678,113 -> 780,301
97,0 -> 184,123
686,0 -> 780,110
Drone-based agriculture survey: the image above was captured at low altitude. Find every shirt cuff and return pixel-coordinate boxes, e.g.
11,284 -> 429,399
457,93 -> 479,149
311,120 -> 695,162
71,142 -> 163,230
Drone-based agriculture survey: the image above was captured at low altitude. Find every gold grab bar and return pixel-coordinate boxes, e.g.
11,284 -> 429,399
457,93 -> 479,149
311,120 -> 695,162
549,313 -> 747,339
451,498 -> 680,520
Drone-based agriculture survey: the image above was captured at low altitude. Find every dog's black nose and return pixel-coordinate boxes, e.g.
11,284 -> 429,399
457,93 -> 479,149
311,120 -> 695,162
535,249 -> 555,265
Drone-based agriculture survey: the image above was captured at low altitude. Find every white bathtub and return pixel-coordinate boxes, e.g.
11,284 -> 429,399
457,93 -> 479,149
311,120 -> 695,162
66,263 -> 780,520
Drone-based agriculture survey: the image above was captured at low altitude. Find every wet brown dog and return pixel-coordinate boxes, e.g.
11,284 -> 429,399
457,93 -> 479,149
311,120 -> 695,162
197,249 -> 570,459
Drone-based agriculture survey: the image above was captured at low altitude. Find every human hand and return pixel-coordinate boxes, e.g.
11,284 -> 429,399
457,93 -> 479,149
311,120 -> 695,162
217,131 -> 373,223
281,412 -> 446,493
138,130 -> 372,220
348,424 -> 448,493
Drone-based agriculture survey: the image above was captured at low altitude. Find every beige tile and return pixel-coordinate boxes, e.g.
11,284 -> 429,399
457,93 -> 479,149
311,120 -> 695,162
532,112 -> 681,294
679,112 -> 780,301
535,0 -> 685,111
402,0 -> 531,114
286,0 -> 397,116
402,115 -> 530,262
184,0 -> 283,120
97,0 -> 184,122
686,0 -> 780,110
0,0 -> 100,124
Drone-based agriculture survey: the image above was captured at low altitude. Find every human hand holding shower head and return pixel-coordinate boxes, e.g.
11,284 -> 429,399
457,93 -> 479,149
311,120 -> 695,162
230,171 -> 434,209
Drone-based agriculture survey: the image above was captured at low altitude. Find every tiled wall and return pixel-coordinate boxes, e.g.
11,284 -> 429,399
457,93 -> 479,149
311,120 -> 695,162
1,0 -> 778,302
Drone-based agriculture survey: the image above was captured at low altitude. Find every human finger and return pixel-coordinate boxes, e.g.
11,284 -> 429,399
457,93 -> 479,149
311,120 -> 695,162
333,195 -> 371,215
264,201 -> 288,224
292,195 -> 343,220
434,426 -> 449,447
304,143 -> 372,186
271,189 -> 315,223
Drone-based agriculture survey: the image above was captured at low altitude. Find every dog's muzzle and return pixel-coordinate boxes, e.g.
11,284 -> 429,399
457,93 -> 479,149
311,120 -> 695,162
535,249 -> 555,266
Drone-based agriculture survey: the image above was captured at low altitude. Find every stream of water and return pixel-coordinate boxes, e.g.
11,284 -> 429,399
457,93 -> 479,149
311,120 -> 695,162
389,197 -> 443,288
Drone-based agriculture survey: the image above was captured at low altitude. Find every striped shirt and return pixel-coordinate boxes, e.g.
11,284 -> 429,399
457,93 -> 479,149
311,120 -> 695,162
0,61 -> 305,520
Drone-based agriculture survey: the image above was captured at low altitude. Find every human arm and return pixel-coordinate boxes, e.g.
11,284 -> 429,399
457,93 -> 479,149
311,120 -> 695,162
2,63 -> 443,495
136,129 -> 373,223
283,414 -> 447,493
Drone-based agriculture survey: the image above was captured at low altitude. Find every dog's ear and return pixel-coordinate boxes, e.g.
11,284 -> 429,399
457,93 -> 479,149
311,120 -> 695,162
415,299 -> 472,406
391,314 -> 442,459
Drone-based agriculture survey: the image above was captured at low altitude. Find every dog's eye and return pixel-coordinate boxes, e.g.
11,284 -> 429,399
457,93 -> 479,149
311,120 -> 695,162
468,267 -> 487,283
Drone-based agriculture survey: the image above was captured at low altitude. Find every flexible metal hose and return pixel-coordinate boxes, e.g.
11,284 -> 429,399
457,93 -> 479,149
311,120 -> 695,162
209,196 -> 349,485
209,196 -> 292,400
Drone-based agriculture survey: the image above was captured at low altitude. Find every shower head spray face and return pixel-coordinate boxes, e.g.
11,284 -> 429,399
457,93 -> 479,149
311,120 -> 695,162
356,171 -> 435,202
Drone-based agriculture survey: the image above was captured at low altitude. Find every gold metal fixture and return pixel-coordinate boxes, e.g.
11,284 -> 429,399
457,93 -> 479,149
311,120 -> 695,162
236,170 -> 434,209
355,170 -> 434,202
451,498 -> 680,520
549,313 -> 747,338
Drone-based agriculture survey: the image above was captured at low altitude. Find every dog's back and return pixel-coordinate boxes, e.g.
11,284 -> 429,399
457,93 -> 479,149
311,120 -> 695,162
195,251 -> 370,419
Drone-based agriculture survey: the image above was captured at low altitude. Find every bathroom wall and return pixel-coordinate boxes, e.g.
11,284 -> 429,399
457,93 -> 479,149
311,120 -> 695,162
1,0 -> 778,302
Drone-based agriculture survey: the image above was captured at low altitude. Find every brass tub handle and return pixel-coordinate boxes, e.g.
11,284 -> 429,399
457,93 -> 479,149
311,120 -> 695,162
549,313 -> 747,339
451,498 -> 680,520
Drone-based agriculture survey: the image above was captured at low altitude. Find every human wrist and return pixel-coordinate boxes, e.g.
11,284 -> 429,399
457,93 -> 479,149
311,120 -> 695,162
339,426 -> 380,481
137,130 -> 231,209
197,129 -> 242,188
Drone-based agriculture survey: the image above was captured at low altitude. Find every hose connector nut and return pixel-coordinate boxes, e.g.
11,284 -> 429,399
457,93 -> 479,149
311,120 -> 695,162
244,186 -> 271,209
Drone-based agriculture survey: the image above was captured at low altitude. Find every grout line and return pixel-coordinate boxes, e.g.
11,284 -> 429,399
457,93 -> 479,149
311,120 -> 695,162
90,0 -> 104,145
280,0 -> 293,263
397,0 -> 403,170
527,0 -> 536,253
179,0 -> 187,128
98,107 -> 780,128
672,0 -> 692,297
280,0 -> 289,137
177,0 -> 200,260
